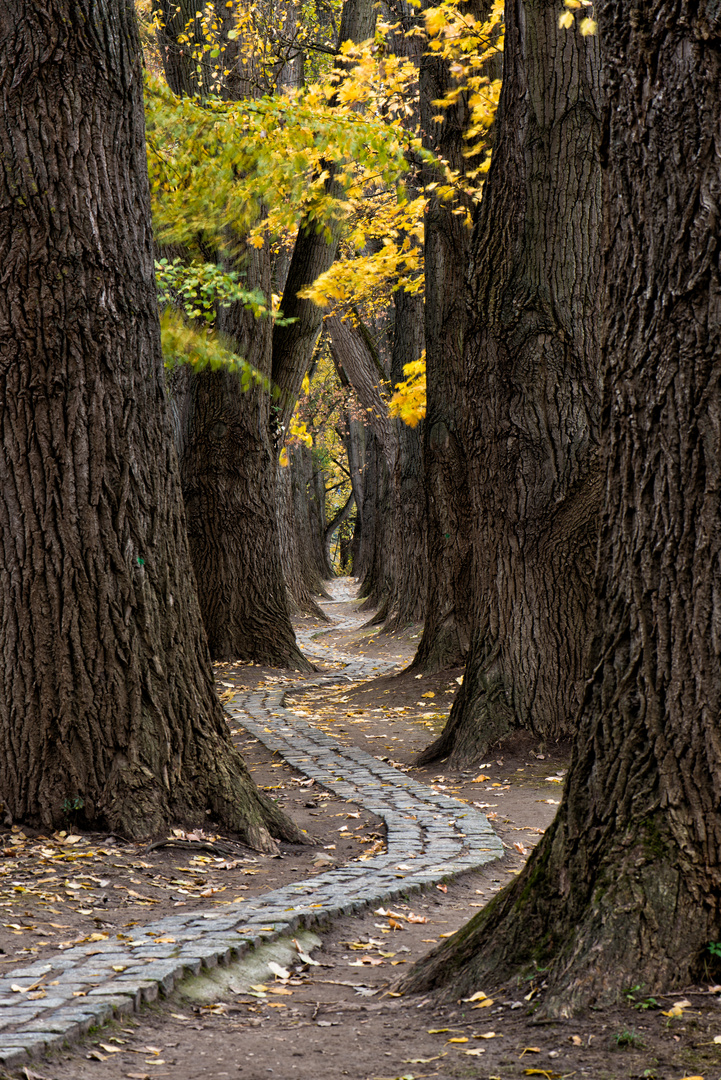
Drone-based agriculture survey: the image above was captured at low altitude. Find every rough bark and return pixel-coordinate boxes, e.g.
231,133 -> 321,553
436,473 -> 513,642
418,0 -> 602,764
380,283 -> 427,632
400,0 -> 721,1012
410,0 -> 492,672
0,0 -> 304,849
278,444 -> 332,617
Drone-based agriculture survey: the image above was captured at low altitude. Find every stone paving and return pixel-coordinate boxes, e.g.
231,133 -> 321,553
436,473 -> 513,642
0,590 -> 502,1069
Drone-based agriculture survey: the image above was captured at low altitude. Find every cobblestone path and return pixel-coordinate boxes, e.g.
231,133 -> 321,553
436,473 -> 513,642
0,588 -> 502,1069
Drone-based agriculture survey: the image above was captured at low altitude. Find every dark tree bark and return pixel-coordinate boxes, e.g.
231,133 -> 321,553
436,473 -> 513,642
0,0 -> 304,849
410,0 -> 492,673
418,0 -> 602,764
278,445 -> 332,617
400,0 -> 721,1013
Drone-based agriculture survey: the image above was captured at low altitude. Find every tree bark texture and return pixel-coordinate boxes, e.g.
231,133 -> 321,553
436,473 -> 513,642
379,285 -> 427,632
401,0 -> 721,1012
411,0 -> 493,673
419,0 -> 602,764
0,0 -> 305,848
277,445 -> 331,617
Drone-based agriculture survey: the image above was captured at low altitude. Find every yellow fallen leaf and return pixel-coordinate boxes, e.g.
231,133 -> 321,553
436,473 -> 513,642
112,965 -> 127,973
678,1076 -> 705,1080
523,1071 -> 562,1079
471,998 -> 494,1008
673,999 -> 693,1009
476,1031 -> 500,1039
462,991 -> 489,1002
267,1003 -> 287,1008
439,932 -> 455,938
520,1047 -> 541,1056
465,1048 -> 486,1056
570,1035 -> 583,1045
421,691 -> 435,698
714,1035 -> 721,1044
447,1037 -> 468,1043
267,987 -> 292,995
427,1028 -> 449,1034
662,1005 -> 684,1018
86,932 -> 109,942
152,936 -> 176,944
64,835 -> 82,844
98,1044 -> 123,1054
472,775 -> 491,783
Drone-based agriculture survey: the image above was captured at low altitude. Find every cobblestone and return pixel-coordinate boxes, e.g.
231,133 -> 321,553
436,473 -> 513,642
0,591 -> 502,1067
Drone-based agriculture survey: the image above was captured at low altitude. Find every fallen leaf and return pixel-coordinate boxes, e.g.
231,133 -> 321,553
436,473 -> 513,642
714,1035 -> 721,1044
268,961 -> 290,980
513,842 -> 528,855
439,931 -> 455,938
471,999 -> 494,1009
86,1051 -> 108,1062
267,987 -> 292,996
406,913 -> 428,924
472,775 -> 491,783
476,1032 -> 501,1039
523,1071 -> 562,1079
462,991 -> 489,1003
570,1035 -> 583,1045
403,1057 -> 443,1064
436,884 -> 448,893
465,1048 -> 486,1056
662,1005 -> 684,1018
99,1044 -> 123,1054
519,1047 -> 541,1055
152,936 -> 175,944
447,1037 -> 468,1043
421,691 -> 435,698
64,835 -> 82,844
427,1028 -> 449,1034
673,999 -> 693,1009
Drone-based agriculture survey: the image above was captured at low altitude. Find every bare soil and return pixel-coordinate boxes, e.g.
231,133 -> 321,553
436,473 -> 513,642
2,593 -> 720,1080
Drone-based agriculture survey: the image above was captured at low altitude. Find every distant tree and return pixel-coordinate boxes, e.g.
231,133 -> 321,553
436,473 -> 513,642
401,0 -> 721,1010
0,0 -> 303,849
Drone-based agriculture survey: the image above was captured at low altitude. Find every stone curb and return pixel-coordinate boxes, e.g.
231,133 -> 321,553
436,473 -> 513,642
0,598 -> 502,1068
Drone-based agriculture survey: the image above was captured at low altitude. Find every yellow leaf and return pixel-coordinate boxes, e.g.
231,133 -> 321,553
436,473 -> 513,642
427,1028 -> 449,1034
98,1044 -> 123,1054
279,448 -> 289,467
447,1037 -> 468,1043
472,774 -> 491,782
421,691 -> 435,698
476,1031 -> 500,1038
579,16 -> 597,34
558,9 -> 574,28
462,991 -> 489,1002
471,998 -> 494,1008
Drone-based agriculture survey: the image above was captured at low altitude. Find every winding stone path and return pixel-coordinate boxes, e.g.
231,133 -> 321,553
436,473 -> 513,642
0,590 -> 502,1069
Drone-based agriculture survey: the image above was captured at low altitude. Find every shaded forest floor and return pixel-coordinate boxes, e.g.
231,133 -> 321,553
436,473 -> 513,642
2,583 -> 720,1080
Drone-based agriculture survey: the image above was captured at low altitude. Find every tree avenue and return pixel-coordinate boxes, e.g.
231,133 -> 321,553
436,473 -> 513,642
400,0 -> 721,1011
0,0 -> 304,849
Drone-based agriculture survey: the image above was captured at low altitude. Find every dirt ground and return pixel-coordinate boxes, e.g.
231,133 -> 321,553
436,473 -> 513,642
2,592 -> 721,1080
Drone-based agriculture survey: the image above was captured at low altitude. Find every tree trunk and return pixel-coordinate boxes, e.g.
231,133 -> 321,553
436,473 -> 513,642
418,0 -> 602,764
0,0 -> 304,850
381,281 -> 427,632
400,0 -> 721,1013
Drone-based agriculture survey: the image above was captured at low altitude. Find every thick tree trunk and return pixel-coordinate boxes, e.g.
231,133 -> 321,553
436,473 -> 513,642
400,0 -> 721,1013
278,445 -> 332,617
418,0 -> 602,764
0,0 -> 304,849
410,0 -> 492,673
381,285 -> 427,632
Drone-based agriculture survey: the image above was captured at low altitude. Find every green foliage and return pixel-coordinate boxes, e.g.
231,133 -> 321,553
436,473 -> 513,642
155,258 -> 268,325
707,941 -> 721,958
614,1027 -> 645,1049
624,985 -> 659,1011
160,308 -> 268,390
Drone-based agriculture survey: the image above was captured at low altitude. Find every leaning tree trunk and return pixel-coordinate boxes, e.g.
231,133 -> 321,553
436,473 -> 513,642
400,0 -> 721,1014
0,0 -> 304,850
418,0 -> 602,765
